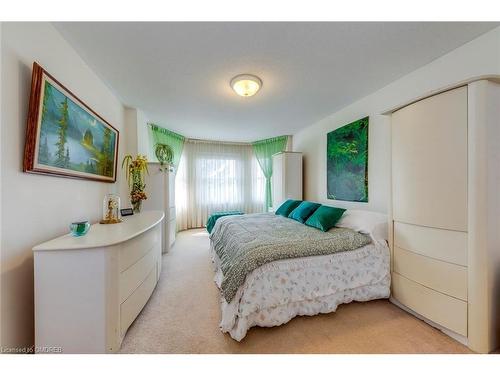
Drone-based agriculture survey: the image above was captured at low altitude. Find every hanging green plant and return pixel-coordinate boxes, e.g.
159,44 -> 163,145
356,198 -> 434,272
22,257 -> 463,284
154,143 -> 174,172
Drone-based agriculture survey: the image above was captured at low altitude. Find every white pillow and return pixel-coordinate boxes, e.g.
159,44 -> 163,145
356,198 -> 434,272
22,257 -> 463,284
332,209 -> 388,245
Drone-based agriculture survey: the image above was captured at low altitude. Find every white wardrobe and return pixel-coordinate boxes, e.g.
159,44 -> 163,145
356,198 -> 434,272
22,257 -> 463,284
272,152 -> 303,210
143,165 -> 176,252
389,80 -> 500,353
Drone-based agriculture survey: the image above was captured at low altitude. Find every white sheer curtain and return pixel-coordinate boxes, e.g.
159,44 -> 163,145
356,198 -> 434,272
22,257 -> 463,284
175,139 -> 266,231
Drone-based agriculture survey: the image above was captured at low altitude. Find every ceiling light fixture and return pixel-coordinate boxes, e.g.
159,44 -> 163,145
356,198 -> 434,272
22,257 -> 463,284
230,74 -> 262,97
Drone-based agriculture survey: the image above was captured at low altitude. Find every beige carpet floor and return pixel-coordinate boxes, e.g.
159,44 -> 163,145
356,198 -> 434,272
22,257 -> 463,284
119,229 -> 471,354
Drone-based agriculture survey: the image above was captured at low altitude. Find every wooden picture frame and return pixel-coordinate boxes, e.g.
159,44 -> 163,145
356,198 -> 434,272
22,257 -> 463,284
23,62 -> 119,183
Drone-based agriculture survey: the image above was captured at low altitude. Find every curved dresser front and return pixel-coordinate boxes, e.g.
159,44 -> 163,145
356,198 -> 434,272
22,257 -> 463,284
33,211 -> 164,353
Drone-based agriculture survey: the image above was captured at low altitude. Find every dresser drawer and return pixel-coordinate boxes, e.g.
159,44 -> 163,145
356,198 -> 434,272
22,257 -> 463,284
394,221 -> 467,266
119,225 -> 160,272
394,246 -> 467,301
120,265 -> 157,336
119,243 -> 160,303
392,272 -> 467,336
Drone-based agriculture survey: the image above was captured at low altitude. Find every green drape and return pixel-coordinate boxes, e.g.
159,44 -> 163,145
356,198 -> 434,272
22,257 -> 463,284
252,135 -> 288,210
148,123 -> 185,170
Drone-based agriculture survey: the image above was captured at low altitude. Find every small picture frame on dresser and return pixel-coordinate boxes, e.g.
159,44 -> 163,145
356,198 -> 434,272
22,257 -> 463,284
120,208 -> 134,217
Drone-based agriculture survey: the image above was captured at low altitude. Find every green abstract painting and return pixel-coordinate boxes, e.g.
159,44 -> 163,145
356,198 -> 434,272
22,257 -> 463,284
327,117 -> 368,202
25,64 -> 119,182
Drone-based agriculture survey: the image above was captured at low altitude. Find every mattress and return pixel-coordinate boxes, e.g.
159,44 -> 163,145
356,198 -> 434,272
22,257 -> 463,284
210,240 -> 391,341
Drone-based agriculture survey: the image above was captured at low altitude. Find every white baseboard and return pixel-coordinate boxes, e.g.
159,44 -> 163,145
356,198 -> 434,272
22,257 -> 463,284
389,297 -> 469,347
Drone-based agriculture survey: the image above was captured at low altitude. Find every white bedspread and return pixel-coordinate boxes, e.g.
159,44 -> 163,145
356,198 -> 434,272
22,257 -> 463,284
211,241 -> 391,341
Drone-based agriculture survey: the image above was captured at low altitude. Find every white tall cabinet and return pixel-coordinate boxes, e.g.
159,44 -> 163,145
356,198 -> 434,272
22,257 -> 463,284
272,152 -> 303,210
389,80 -> 500,353
143,165 -> 176,252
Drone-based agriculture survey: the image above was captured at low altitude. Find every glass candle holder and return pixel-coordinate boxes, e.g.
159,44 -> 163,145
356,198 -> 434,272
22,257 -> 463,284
70,221 -> 90,237
100,194 -> 122,224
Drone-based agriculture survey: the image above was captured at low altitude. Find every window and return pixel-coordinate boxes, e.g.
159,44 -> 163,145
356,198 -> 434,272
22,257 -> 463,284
175,141 -> 265,230
196,156 -> 241,206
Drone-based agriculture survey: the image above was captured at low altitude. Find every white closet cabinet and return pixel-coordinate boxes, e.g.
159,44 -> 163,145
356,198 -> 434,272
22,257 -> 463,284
167,171 -> 176,248
272,152 -> 303,210
143,165 -> 176,252
390,80 -> 500,353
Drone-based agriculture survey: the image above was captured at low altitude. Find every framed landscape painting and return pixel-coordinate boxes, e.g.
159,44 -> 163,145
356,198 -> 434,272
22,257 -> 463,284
23,62 -> 119,182
327,117 -> 368,202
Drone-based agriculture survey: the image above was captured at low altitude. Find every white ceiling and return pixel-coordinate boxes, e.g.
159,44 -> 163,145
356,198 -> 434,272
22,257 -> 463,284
54,22 -> 498,142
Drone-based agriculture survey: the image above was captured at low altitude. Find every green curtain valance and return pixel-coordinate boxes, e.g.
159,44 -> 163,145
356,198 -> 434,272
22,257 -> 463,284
252,135 -> 288,210
148,123 -> 185,170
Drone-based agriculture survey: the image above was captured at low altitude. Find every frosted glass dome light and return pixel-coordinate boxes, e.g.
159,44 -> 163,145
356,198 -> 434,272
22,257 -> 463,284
230,74 -> 262,97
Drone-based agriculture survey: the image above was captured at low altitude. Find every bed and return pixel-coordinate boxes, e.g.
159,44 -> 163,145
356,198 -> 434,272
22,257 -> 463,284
209,210 -> 391,341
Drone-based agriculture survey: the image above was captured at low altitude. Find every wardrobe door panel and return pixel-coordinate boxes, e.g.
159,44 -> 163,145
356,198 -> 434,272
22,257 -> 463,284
272,153 -> 284,210
392,86 -> 467,231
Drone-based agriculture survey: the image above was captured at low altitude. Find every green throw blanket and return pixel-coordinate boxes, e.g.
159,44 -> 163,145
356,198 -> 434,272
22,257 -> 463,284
206,211 -> 244,233
210,213 -> 371,303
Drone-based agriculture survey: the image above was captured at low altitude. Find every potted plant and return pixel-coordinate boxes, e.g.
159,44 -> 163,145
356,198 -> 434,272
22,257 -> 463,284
122,154 -> 149,213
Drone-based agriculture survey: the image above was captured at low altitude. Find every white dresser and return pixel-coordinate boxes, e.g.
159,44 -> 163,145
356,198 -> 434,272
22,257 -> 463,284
389,80 -> 500,353
33,211 -> 164,353
272,152 -> 303,210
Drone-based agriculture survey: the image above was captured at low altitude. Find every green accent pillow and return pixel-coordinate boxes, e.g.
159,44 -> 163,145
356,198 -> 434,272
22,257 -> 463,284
275,199 -> 302,217
288,201 -> 321,223
305,205 -> 346,232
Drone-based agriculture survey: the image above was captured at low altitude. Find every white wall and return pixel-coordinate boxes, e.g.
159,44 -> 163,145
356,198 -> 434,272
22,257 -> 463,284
0,22 -> 4,350
136,109 -> 153,161
124,107 -> 139,156
0,23 -> 128,351
293,26 -> 500,214
125,107 -> 156,162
